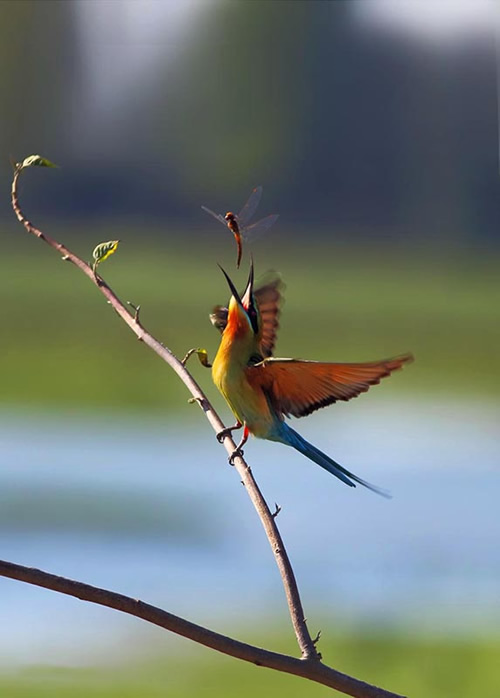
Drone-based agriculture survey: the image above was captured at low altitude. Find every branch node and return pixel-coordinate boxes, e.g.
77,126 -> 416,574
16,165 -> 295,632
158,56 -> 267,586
188,396 -> 209,412
312,629 -> 321,645
61,254 -> 70,261
127,300 -> 142,322
272,503 -> 282,519
93,270 -> 105,287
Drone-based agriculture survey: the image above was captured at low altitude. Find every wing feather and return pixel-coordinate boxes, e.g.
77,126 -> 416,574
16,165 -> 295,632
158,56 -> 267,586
254,275 -> 284,357
246,354 -> 413,418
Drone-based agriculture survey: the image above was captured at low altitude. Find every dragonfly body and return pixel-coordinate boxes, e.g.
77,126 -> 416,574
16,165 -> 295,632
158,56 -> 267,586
224,211 -> 239,235
211,263 -> 413,496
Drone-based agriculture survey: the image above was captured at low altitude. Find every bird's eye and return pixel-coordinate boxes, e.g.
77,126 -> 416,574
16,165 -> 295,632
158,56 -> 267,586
247,303 -> 259,334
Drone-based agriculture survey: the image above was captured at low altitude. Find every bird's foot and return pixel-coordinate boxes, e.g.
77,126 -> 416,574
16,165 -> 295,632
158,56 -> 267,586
228,447 -> 244,465
216,427 -> 233,443
216,423 -> 242,443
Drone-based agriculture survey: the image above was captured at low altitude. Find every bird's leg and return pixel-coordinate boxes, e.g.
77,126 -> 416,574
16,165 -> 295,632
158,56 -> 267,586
216,420 -> 242,444
181,348 -> 211,368
228,425 -> 249,465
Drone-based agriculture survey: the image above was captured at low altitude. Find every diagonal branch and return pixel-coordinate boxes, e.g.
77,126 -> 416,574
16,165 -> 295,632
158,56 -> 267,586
10,163 -> 316,660
0,559 -> 406,698
6,160 -> 406,697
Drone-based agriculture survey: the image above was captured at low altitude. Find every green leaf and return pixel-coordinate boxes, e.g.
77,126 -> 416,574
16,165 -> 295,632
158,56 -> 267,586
92,240 -> 120,269
192,348 -> 211,368
20,154 -> 58,169
196,349 -> 211,368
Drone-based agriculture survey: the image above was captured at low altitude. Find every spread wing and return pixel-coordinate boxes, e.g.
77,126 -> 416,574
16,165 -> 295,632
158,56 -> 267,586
242,214 -> 279,242
210,275 -> 284,358
238,186 -> 262,226
201,205 -> 226,226
255,275 -> 284,357
246,354 -> 413,418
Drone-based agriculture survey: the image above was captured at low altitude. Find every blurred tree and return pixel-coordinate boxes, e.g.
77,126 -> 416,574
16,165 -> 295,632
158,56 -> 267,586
0,0 -> 79,161
0,0 -> 80,221
149,0 -> 499,239
0,0 -> 498,241
151,0 -> 317,199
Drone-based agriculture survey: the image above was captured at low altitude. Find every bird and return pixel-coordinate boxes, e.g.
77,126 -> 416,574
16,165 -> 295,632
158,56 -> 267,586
209,262 -> 413,496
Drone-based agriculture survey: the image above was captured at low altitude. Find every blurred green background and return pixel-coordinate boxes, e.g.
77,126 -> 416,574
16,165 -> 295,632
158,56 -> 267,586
1,1 -> 499,697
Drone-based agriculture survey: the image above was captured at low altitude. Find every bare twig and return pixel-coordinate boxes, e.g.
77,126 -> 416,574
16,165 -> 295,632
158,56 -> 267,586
0,559 -> 406,698
5,161 -> 406,697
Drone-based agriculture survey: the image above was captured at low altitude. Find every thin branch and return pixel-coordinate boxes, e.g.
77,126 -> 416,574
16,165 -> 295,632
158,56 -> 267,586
10,163 -> 316,660
6,162 -> 407,697
0,560 -> 406,698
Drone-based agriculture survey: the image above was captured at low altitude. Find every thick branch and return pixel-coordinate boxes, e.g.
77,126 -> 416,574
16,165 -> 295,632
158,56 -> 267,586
0,560 -> 406,698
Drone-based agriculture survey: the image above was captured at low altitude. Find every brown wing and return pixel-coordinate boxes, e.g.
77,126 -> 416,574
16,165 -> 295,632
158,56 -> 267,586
255,275 -> 284,357
246,354 -> 413,418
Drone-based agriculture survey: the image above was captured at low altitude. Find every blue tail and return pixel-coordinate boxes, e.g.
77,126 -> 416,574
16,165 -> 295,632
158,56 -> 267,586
278,424 -> 391,498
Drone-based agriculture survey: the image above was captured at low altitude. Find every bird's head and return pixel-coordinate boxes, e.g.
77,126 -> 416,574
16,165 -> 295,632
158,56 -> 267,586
219,261 -> 259,339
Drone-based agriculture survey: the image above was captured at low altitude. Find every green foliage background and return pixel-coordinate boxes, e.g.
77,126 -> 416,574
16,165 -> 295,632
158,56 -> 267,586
2,630 -> 499,698
2,224 -> 499,414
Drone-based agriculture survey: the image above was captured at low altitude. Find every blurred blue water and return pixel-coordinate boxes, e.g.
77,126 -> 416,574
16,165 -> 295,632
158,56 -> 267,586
0,397 -> 499,665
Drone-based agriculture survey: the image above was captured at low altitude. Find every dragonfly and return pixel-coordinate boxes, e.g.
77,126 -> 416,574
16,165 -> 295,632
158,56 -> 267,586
201,186 -> 279,268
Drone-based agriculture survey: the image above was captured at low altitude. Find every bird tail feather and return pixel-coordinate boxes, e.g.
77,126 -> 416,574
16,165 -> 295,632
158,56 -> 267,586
281,425 -> 391,498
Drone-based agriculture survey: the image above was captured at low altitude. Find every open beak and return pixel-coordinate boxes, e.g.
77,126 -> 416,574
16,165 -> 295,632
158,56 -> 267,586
218,261 -> 254,308
241,259 -> 254,310
219,261 -> 258,335
218,264 -> 243,306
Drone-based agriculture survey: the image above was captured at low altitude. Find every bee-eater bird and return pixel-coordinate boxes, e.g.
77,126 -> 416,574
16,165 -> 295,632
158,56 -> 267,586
210,263 -> 413,496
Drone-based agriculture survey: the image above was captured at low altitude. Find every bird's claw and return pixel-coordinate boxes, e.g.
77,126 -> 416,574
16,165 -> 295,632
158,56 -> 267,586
216,427 -> 234,443
228,448 -> 244,465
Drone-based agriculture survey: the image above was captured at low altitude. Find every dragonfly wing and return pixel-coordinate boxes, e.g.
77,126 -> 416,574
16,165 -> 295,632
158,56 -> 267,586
237,186 -> 263,226
242,214 -> 279,242
201,205 -> 226,226
247,355 -> 413,418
